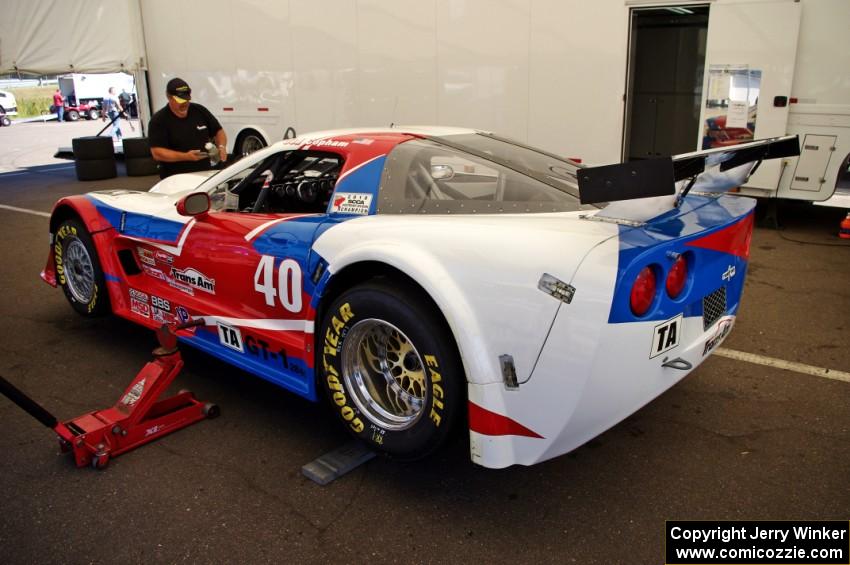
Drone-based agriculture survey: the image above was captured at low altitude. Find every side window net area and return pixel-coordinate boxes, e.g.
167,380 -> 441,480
377,139 -> 582,215
209,150 -> 342,214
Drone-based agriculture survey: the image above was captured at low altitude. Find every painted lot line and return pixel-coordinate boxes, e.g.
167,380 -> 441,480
715,348 -> 850,384
0,204 -> 847,385
0,204 -> 50,217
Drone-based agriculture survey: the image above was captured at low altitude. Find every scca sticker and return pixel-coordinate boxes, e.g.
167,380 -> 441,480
331,193 -> 373,215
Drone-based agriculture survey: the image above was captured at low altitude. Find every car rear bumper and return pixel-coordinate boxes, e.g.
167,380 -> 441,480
467,311 -> 736,469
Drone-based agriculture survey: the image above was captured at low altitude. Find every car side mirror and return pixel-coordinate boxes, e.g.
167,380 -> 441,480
176,192 -> 210,217
430,164 -> 455,180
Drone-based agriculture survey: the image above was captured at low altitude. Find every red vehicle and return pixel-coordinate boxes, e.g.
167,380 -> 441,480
55,102 -> 100,121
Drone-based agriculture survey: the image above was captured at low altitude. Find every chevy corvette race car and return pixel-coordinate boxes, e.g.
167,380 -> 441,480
41,127 -> 798,468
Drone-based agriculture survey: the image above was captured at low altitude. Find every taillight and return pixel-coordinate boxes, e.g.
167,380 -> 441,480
630,266 -> 657,316
666,255 -> 688,298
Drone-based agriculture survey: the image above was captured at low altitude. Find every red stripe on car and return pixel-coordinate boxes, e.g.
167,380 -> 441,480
468,402 -> 543,438
686,212 -> 754,259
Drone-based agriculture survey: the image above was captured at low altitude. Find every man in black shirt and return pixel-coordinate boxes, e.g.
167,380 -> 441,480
148,78 -> 228,179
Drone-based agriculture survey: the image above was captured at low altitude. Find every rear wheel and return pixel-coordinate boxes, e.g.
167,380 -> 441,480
87,108 -> 99,120
319,281 -> 463,459
236,130 -> 266,157
54,218 -> 110,317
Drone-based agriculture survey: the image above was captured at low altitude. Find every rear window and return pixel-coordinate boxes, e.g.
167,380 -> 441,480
377,137 -> 585,215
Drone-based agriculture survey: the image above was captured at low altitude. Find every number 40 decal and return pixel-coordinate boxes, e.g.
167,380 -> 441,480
253,255 -> 303,313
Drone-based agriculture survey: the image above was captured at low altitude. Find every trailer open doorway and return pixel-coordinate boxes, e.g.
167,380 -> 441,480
622,5 -> 709,162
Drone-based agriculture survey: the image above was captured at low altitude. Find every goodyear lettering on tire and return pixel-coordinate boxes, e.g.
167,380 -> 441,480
53,224 -> 78,287
322,302 -> 364,433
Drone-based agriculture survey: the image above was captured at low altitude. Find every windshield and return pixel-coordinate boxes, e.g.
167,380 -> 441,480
377,135 -> 591,215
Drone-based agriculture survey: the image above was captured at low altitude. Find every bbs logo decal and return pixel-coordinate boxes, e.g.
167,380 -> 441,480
170,267 -> 215,294
151,295 -> 170,312
330,193 -> 372,215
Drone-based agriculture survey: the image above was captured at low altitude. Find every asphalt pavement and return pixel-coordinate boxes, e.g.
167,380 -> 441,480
0,121 -> 848,564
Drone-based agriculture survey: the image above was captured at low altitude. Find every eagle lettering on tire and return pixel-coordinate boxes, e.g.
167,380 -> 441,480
319,281 -> 461,459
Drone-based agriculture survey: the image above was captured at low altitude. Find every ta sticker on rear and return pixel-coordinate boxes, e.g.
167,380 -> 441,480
650,314 -> 682,358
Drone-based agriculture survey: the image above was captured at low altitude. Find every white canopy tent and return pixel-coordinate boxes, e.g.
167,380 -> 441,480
1,0 -> 151,132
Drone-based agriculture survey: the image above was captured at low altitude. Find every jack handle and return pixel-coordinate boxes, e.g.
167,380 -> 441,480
154,318 -> 206,355
0,374 -> 59,429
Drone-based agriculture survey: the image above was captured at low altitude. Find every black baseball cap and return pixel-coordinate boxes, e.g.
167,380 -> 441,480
166,78 -> 191,103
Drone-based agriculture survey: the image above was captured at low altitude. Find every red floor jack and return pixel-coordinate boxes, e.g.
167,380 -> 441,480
0,320 -> 218,469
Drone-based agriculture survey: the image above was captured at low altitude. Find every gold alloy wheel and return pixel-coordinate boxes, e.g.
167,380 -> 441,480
341,319 -> 427,430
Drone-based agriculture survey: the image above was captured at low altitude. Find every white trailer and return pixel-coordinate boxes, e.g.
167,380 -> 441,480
1,0 -> 847,204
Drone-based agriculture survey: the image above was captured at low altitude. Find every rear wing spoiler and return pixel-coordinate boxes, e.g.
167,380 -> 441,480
577,135 -> 800,206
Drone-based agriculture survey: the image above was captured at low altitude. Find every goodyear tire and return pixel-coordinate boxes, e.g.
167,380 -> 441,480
75,158 -> 117,181
72,136 -> 114,160
319,281 -> 462,459
122,137 -> 152,159
54,218 -> 109,317
125,157 -> 159,177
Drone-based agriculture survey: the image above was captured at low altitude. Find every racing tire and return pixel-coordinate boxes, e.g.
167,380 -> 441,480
75,158 -> 117,181
54,218 -> 110,317
66,109 -> 80,122
318,281 -> 463,459
125,157 -> 159,177
122,137 -> 152,159
72,136 -> 114,160
87,108 -> 100,120
235,129 -> 266,157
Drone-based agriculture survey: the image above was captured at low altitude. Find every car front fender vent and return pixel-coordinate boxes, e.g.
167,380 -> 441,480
538,273 -> 575,304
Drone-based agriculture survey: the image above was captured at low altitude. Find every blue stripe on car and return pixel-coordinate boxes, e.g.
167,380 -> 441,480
86,195 -> 186,242
608,195 -> 755,324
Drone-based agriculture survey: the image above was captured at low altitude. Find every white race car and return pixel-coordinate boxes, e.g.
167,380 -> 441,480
41,127 -> 798,468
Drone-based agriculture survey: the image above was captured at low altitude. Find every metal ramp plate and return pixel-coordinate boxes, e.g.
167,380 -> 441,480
302,441 -> 376,485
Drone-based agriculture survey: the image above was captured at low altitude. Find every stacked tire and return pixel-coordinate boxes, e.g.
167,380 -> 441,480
123,138 -> 159,177
72,136 -> 116,181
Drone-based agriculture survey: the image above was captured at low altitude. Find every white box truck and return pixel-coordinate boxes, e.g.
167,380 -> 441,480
58,73 -> 136,106
137,0 -> 848,205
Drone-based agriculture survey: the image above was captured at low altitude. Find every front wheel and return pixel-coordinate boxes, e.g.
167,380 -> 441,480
87,108 -> 99,120
319,282 -> 463,459
66,109 -> 80,122
54,218 -> 110,317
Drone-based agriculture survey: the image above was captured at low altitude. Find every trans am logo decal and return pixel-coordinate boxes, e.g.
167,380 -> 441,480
170,267 -> 216,294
